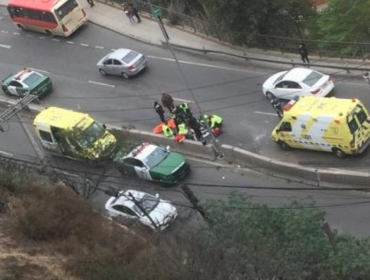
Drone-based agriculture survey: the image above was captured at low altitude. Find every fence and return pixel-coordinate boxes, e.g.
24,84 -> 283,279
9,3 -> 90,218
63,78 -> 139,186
99,0 -> 370,60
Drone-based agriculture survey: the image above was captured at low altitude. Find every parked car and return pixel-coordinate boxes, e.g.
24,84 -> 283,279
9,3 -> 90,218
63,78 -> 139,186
1,68 -> 52,98
96,48 -> 147,79
262,67 -> 334,100
113,143 -> 190,186
105,190 -> 178,231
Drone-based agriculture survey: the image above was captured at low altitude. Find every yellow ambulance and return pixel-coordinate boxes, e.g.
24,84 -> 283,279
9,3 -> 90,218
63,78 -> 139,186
33,107 -> 117,161
271,96 -> 370,158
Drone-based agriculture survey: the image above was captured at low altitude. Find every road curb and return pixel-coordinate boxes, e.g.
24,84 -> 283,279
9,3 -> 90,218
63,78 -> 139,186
1,97 -> 370,187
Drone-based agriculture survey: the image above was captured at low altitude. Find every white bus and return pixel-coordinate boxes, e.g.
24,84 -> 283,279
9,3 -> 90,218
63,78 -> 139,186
7,0 -> 88,37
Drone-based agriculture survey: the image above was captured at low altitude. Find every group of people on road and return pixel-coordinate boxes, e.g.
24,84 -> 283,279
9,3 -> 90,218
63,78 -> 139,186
153,93 -> 223,145
123,2 -> 141,24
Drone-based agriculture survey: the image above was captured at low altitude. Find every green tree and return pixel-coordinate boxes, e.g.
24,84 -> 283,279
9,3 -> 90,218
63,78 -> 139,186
199,0 -> 316,45
187,192 -> 370,280
314,0 -> 370,56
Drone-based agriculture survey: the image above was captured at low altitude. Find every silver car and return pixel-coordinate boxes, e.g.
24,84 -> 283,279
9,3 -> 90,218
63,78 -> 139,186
96,48 -> 147,79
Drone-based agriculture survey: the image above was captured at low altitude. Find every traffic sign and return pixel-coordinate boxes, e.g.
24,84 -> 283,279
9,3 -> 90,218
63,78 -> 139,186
152,7 -> 162,18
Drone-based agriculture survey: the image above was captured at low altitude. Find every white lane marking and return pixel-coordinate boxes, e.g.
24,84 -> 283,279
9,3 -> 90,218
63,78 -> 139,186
111,49 -> 116,51
88,80 -> 115,88
26,34 -> 34,37
66,41 -> 74,44
13,32 -> 20,35
39,36 -> 46,39
29,68 -> 50,74
95,46 -> 104,49
147,55 -> 248,72
254,111 -> 277,116
173,97 -> 195,103
0,151 -> 13,157
0,44 -> 11,49
52,38 -> 60,42
1,30 -> 9,33
80,43 -> 89,47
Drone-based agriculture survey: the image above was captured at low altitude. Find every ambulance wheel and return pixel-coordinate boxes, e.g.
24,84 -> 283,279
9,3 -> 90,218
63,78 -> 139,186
266,92 -> 275,100
333,148 -> 346,159
278,141 -> 291,151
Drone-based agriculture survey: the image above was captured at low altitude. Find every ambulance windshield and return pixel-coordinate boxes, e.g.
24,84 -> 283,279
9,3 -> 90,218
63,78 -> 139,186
75,122 -> 105,149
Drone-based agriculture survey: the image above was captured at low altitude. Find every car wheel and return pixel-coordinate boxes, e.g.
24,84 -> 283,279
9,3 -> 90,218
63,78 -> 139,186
266,92 -> 275,100
278,141 -> 291,151
122,72 -> 130,79
45,30 -> 53,37
17,24 -> 25,31
3,88 -> 11,96
332,148 -> 346,159
99,69 -> 107,76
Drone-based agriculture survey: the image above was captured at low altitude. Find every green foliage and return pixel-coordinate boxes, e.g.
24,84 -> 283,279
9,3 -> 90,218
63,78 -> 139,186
313,0 -> 370,56
200,0 -> 316,44
0,161 -> 29,194
198,192 -> 370,280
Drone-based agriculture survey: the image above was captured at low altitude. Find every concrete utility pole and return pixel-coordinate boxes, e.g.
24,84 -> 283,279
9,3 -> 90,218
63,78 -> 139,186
0,94 -> 39,132
147,0 -> 224,159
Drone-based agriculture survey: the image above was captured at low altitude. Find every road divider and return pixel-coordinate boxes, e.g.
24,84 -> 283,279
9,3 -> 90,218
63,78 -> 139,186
1,97 -> 369,188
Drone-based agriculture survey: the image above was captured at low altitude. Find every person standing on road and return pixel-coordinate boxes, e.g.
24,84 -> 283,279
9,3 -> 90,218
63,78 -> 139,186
298,42 -> 310,63
154,101 -> 166,123
87,0 -> 94,8
161,92 -> 175,113
129,3 -> 141,23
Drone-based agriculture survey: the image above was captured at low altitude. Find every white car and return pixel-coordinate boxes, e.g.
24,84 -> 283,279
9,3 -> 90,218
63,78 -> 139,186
105,190 -> 177,231
262,68 -> 334,100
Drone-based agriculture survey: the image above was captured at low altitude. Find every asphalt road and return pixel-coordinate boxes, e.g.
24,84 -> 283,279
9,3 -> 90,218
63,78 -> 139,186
0,106 -> 370,237
2,7 -> 370,169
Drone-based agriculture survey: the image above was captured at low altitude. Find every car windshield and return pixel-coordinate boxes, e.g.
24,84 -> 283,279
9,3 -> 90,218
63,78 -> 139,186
55,0 -> 78,21
274,72 -> 288,84
302,71 -> 323,86
122,51 -> 139,64
138,194 -> 160,214
23,72 -> 42,86
142,147 -> 168,168
74,122 -> 105,149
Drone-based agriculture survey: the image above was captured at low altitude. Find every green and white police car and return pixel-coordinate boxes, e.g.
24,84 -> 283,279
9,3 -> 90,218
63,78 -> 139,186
113,143 -> 190,185
1,68 -> 52,98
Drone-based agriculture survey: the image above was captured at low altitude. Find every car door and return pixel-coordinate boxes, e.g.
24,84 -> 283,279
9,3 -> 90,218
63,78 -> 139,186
102,59 -> 114,75
132,159 -> 153,181
111,204 -> 137,220
274,81 -> 299,100
7,81 -> 28,97
112,59 -> 124,76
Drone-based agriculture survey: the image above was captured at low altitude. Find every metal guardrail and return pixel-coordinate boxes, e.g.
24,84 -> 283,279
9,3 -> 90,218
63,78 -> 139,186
165,42 -> 370,74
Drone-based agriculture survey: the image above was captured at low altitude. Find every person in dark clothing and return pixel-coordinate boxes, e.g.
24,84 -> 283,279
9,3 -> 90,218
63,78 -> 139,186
154,101 -> 165,123
298,43 -> 310,63
161,92 -> 175,113
129,3 -> 141,23
87,0 -> 94,7
187,115 -> 205,144
270,96 -> 283,119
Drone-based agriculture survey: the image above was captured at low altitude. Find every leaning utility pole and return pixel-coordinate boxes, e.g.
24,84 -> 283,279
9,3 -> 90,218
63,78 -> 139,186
0,94 -> 39,132
147,0 -> 224,159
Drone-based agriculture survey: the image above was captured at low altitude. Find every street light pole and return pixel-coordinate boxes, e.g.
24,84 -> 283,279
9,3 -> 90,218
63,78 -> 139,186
147,0 -> 224,159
